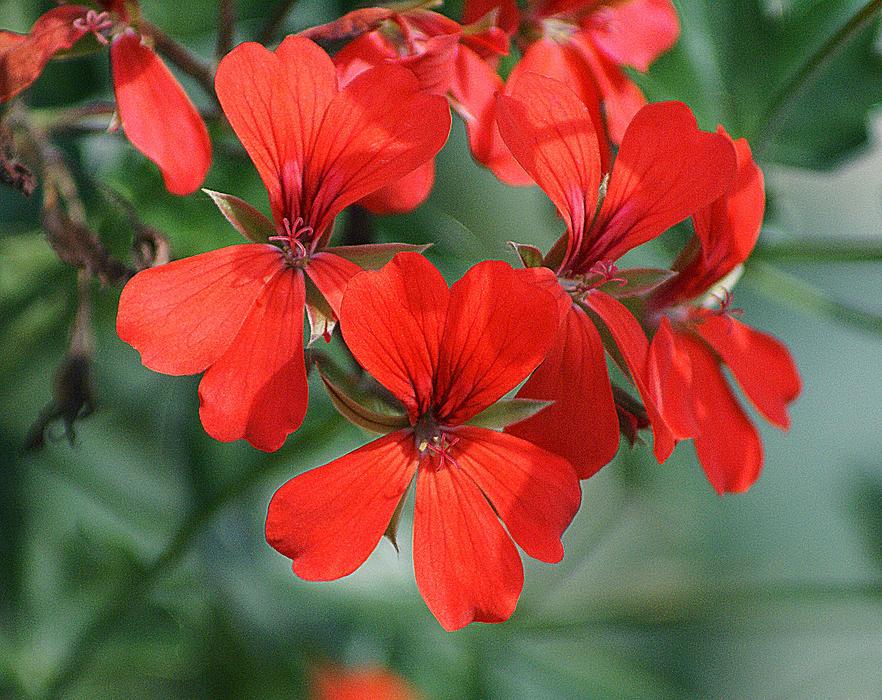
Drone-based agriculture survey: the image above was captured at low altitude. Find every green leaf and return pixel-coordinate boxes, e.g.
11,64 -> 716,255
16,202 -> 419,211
467,398 -> 552,429
641,0 -> 882,169
508,241 -> 545,268
324,242 -> 431,270
202,189 -> 274,243
317,366 -> 409,434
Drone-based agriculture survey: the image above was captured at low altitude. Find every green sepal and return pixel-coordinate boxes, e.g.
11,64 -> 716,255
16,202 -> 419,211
598,268 -> 676,298
382,0 -> 442,12
203,189 -> 274,243
467,398 -> 553,430
383,486 -> 410,552
304,276 -> 336,347
508,241 -> 545,269
317,365 -> 409,435
324,243 -> 431,270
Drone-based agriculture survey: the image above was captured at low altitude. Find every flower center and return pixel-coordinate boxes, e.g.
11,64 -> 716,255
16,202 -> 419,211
414,414 -> 460,472
709,289 -> 743,319
563,259 -> 627,300
73,10 -> 113,45
269,216 -> 314,265
535,18 -> 577,44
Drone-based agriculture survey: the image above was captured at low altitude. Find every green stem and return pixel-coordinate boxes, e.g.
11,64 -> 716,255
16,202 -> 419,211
751,0 -> 882,154
753,238 -> 882,263
745,260 -> 882,337
39,414 -> 342,700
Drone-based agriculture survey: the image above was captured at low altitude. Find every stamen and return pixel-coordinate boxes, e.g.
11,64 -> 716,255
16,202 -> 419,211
703,289 -> 744,334
419,432 -> 461,471
269,216 -> 315,262
73,10 -> 113,45
711,289 -> 744,318
567,260 -> 628,300
588,260 -> 628,287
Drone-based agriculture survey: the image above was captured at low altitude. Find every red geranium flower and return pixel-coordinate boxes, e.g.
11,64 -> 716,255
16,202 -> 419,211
495,73 -> 737,478
644,131 -> 801,493
0,2 -> 211,195
266,253 -> 581,631
465,0 -> 679,154
311,664 -> 422,700
303,3 -> 526,210
116,38 -> 450,451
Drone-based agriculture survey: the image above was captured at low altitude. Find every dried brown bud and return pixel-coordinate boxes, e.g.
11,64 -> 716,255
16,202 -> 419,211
41,203 -> 132,285
25,353 -> 95,451
0,127 -> 36,196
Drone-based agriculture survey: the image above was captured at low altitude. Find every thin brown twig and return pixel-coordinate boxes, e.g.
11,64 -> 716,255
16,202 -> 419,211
139,20 -> 218,103
216,0 -> 236,58
257,0 -> 300,45
8,103 -> 135,284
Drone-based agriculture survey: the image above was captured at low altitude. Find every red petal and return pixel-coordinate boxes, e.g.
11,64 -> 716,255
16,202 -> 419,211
413,461 -> 523,631
697,316 -> 801,430
334,17 -> 460,96
334,31 -> 395,87
306,63 -> 451,239
460,25 -> 510,59
198,268 -> 308,451
266,430 -> 417,579
396,27 -> 461,96
647,316 -> 698,438
539,0 -> 599,16
454,426 -> 581,563
358,160 -> 436,215
569,33 -> 646,144
215,37 -> 338,222
584,290 -> 677,461
340,252 -> 449,420
305,251 -> 362,318
506,304 -> 619,479
671,132 -> 766,301
575,101 -> 737,267
497,72 -> 601,267
111,32 -> 211,196
434,260 -> 559,424
462,0 -> 520,35
116,244 -> 284,375
516,266 -> 572,323
678,331 -> 764,494
449,45 -> 531,186
507,39 -> 611,172
312,666 -> 419,700
586,0 -> 679,73
0,7 -> 89,102
101,1 -> 129,18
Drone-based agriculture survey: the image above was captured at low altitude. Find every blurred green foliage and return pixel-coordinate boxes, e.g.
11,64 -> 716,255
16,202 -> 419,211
1,0 -> 880,698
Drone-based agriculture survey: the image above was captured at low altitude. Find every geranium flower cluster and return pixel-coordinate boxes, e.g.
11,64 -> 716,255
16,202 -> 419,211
4,1 -> 800,631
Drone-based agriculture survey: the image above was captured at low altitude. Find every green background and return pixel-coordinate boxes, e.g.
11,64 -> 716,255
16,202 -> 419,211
1,0 -> 880,697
